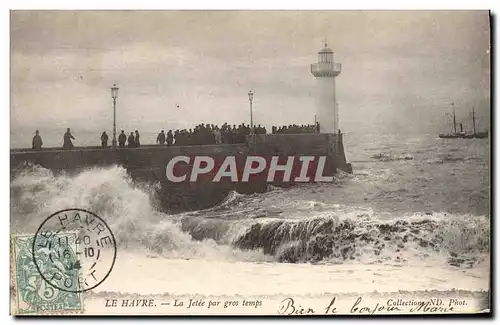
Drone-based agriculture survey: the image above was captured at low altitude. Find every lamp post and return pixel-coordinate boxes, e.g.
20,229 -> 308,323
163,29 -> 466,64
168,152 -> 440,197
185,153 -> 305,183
111,84 -> 119,149
248,90 -> 254,136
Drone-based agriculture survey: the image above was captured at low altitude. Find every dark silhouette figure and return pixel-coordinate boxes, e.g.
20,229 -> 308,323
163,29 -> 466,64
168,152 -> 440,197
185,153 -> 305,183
118,130 -> 126,148
127,132 -> 135,148
135,130 -> 140,147
63,128 -> 75,150
32,130 -> 43,150
166,130 -> 174,146
226,127 -> 233,144
213,126 -> 222,144
157,130 -> 166,145
101,131 -> 109,148
316,122 -> 320,134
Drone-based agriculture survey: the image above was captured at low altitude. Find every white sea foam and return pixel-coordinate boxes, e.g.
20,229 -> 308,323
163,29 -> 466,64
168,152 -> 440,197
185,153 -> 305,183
10,165 -> 490,270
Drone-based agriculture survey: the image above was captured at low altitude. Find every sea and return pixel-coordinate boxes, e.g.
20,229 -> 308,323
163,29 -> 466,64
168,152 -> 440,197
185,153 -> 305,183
10,132 -> 490,314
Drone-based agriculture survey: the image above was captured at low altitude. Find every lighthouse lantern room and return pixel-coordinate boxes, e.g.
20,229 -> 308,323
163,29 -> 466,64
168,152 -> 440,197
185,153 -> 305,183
310,41 -> 342,134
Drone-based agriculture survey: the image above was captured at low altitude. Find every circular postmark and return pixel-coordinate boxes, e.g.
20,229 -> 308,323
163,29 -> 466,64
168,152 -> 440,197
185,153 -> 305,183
32,208 -> 117,293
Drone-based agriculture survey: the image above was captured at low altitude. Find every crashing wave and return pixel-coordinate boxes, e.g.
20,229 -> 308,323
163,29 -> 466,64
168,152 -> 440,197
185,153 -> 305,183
232,214 -> 490,266
10,164 -> 489,267
372,153 -> 414,162
427,155 -> 483,165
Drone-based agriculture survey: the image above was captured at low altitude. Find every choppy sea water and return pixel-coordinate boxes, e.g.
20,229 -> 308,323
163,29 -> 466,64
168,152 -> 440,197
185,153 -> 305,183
10,133 -> 490,298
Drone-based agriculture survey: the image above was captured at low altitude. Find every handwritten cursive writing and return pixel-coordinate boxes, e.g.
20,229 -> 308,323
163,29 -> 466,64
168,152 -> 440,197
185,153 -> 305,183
350,296 -> 402,314
277,298 -> 315,315
277,296 -> 405,315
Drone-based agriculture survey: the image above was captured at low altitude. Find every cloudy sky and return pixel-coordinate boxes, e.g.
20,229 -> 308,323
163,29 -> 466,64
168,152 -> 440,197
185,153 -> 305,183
11,10 -> 490,143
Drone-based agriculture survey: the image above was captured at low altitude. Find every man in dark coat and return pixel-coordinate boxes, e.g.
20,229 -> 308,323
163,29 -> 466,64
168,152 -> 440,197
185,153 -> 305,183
32,130 -> 43,150
134,130 -> 140,147
166,130 -> 174,146
63,128 -> 75,149
118,130 -> 126,148
101,131 -> 109,148
128,132 -> 135,148
157,130 -> 166,145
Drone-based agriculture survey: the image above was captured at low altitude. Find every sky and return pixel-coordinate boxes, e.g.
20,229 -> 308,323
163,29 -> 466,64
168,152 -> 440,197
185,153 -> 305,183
10,10 -> 491,145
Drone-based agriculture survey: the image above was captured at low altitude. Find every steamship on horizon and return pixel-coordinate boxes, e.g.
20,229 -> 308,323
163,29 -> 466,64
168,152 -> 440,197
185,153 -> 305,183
438,102 -> 488,139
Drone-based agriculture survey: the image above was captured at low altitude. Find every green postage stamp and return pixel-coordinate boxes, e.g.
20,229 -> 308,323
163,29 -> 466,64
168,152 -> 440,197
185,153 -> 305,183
11,233 -> 84,315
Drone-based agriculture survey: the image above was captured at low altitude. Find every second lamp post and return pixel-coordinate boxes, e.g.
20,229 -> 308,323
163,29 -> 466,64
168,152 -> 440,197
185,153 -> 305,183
111,84 -> 119,150
248,90 -> 254,136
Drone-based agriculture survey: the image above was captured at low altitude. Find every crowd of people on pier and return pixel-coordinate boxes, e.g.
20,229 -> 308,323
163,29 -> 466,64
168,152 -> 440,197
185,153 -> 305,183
272,123 -> 319,134
30,122 -> 320,150
167,122 -> 320,146
169,123 -> 267,146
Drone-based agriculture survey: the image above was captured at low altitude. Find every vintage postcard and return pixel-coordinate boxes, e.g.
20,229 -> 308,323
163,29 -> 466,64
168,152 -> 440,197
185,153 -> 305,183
10,10 -> 491,316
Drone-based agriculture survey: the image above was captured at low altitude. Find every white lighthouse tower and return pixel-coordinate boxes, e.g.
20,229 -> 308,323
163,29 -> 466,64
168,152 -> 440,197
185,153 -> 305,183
310,41 -> 342,134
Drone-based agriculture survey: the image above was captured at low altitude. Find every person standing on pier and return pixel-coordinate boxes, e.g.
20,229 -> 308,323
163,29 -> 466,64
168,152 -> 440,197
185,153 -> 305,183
63,128 -> 75,149
157,130 -> 166,145
118,130 -> 126,148
101,131 -> 109,148
32,130 -> 43,150
213,126 -> 222,144
128,132 -> 135,148
166,130 -> 174,146
135,130 -> 140,147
